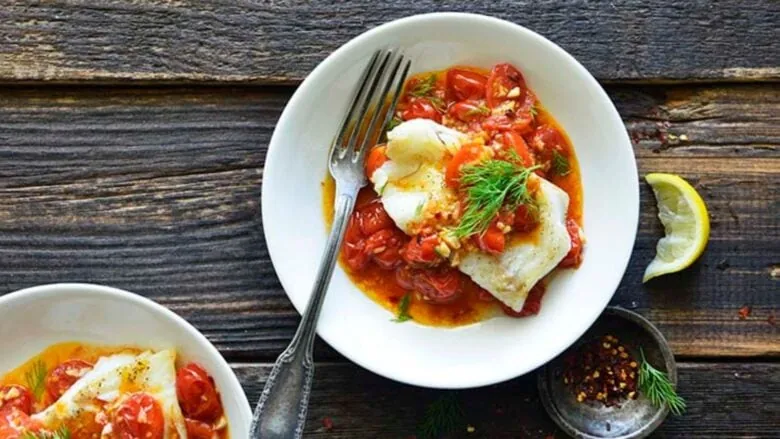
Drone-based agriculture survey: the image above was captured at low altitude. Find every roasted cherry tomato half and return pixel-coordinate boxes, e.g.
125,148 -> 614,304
0,385 -> 33,415
176,363 -> 223,422
502,131 -> 535,168
559,219 -> 583,268
445,144 -> 487,188
474,222 -> 506,255
357,200 -> 394,236
0,408 -> 43,439
185,418 -> 219,439
447,68 -> 488,101
414,268 -> 462,304
486,63 -> 528,108
365,229 -> 406,270
448,101 -> 490,123
401,98 -> 442,122
501,284 -> 546,317
343,216 -> 370,271
113,393 -> 165,439
514,204 -> 539,233
402,234 -> 441,266
45,359 -> 93,401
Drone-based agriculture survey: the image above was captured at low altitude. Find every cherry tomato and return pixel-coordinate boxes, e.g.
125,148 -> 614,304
559,219 -> 583,268
514,204 -> 539,233
414,268 -> 462,304
486,63 -> 528,108
113,393 -> 165,439
365,145 -> 388,179
343,216 -> 370,271
185,418 -> 218,439
502,131 -> 535,167
447,69 -> 488,101
357,200 -> 394,236
394,265 -> 416,290
401,98 -> 442,122
527,125 -> 566,166
176,363 -> 222,422
0,385 -> 33,415
401,234 -> 441,266
445,144 -> 487,187
482,113 -> 534,137
474,222 -> 505,254
0,408 -> 43,439
45,359 -> 93,401
501,284 -> 546,317
448,101 -> 490,122
365,229 -> 406,270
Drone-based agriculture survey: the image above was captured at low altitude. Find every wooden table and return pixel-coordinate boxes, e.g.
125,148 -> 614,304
1,2 -> 777,437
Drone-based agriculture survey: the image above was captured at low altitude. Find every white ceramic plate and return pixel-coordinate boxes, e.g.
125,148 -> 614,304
0,283 -> 252,436
262,13 -> 638,389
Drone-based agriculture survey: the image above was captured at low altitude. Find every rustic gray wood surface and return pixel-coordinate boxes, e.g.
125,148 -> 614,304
0,1 -> 778,437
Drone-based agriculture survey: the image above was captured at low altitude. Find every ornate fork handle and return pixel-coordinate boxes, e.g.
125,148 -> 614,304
250,189 -> 356,439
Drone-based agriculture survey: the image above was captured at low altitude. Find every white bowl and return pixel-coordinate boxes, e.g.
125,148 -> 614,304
262,13 -> 638,388
0,283 -> 252,436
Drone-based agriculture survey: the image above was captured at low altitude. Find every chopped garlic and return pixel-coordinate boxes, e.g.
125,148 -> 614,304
435,242 -> 451,258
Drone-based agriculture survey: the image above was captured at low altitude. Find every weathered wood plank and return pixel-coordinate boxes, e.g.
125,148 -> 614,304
0,1 -> 778,83
0,85 -> 777,360
233,362 -> 780,438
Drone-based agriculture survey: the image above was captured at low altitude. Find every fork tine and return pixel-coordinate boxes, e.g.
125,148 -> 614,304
354,53 -> 410,164
342,51 -> 393,155
331,50 -> 381,158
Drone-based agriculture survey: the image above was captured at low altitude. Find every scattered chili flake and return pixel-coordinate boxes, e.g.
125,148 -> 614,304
738,306 -> 751,320
322,416 -> 334,431
562,335 -> 639,407
768,314 -> 776,326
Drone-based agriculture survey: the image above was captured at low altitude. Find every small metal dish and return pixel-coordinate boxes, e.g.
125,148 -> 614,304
538,307 -> 676,438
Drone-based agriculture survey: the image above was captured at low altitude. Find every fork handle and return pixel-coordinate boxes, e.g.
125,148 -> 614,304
250,189 -> 357,439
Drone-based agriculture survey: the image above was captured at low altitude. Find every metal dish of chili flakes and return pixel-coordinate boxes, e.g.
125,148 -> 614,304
537,307 -> 677,439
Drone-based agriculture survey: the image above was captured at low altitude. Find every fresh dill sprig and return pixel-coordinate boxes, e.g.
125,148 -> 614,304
551,150 -> 571,177
392,292 -> 413,323
409,74 -> 437,98
417,394 -> 463,439
24,360 -> 47,401
414,200 -> 425,217
454,160 -> 539,238
22,427 -> 71,439
529,103 -> 538,119
465,104 -> 490,117
386,116 -> 402,132
638,348 -> 686,415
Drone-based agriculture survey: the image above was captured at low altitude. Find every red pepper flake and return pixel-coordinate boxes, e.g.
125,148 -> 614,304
495,407 -> 505,416
768,314 -> 776,326
322,416 -> 334,431
562,335 -> 638,407
738,306 -> 751,320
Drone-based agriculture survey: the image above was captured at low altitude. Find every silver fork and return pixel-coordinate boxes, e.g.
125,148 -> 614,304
250,49 -> 410,439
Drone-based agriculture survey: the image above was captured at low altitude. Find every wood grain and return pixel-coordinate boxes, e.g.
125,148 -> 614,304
0,85 -> 777,360
0,1 -> 778,83
233,362 -> 780,438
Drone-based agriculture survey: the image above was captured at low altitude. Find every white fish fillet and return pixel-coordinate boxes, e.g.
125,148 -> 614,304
458,178 -> 571,311
372,119 -> 574,312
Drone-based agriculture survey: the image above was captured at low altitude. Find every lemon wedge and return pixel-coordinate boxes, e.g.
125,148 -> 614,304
643,173 -> 710,282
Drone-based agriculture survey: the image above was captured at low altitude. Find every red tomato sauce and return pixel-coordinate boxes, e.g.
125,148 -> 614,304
323,63 -> 584,327
0,342 -> 228,439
